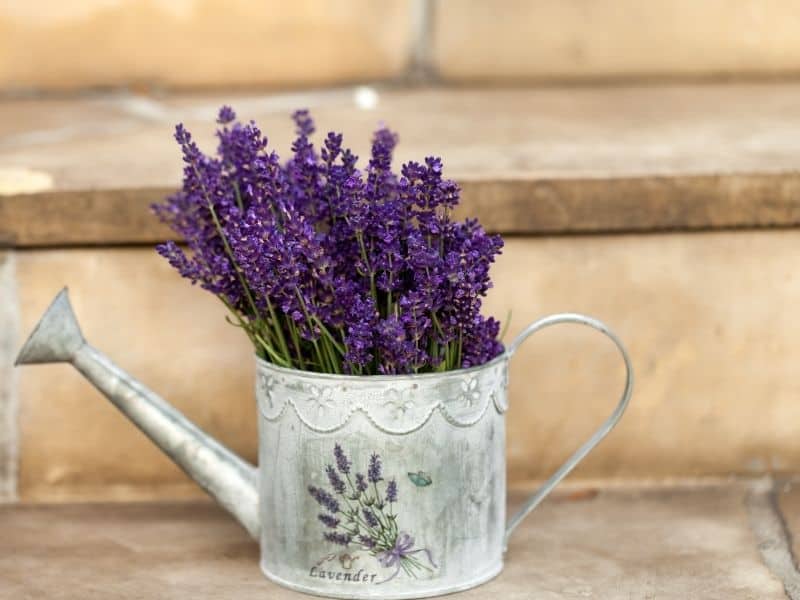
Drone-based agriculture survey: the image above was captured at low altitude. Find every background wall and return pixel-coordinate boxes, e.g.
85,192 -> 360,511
4,0 -> 800,93
3,1 -> 800,503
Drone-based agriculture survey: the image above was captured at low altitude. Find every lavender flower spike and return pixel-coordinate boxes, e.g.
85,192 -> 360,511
334,444 -> 351,474
324,532 -> 352,546
363,508 -> 379,528
325,465 -> 346,495
308,485 -> 340,514
318,513 -> 340,529
386,478 -> 398,503
368,453 -> 383,483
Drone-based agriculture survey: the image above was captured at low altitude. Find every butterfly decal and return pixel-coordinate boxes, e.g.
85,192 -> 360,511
408,471 -> 433,487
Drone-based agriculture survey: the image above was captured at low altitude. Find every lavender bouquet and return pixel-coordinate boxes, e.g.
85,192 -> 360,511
153,107 -> 504,375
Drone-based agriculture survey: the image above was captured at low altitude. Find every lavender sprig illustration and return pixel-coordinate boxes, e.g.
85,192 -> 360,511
308,444 -> 437,582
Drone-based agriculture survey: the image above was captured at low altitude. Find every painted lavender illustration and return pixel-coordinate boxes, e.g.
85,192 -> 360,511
308,444 -> 437,582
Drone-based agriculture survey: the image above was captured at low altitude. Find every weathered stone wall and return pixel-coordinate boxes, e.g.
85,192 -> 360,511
5,1 -> 800,92
3,231 -> 799,500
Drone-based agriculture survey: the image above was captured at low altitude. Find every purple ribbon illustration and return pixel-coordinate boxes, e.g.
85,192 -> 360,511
376,532 -> 437,583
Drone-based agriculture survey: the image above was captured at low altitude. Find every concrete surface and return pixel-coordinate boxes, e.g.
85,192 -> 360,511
1,483 -> 795,599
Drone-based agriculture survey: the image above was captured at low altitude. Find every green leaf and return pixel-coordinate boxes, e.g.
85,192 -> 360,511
407,471 -> 433,487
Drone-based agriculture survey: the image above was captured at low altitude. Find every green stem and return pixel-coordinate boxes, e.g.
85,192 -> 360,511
287,319 -> 306,370
264,297 -> 291,364
356,231 -> 377,304
218,296 -> 256,346
232,180 -> 244,212
253,333 -> 292,367
191,162 -> 262,324
314,317 -> 346,356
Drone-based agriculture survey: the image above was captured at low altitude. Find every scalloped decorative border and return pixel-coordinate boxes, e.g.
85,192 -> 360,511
256,361 -> 508,434
258,394 -> 498,435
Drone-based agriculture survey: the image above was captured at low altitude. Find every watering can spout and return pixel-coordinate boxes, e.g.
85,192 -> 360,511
15,288 -> 84,365
15,288 -> 260,539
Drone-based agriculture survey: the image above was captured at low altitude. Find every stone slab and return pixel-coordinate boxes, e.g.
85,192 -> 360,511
0,0 -> 412,91
5,84 -> 800,244
433,0 -> 800,81
0,485 -> 785,599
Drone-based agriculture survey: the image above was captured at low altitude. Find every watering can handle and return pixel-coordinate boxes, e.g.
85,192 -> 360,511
503,313 -> 633,548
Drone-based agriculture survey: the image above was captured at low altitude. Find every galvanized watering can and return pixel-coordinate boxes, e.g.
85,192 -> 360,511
16,289 -> 632,599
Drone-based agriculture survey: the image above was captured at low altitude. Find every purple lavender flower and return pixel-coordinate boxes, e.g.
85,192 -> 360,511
325,465 -> 346,495
368,453 -> 382,483
363,508 -> 379,528
216,105 -> 236,125
376,316 -> 418,375
154,107 -> 504,375
342,293 -> 377,372
386,478 -> 398,503
324,532 -> 352,546
318,513 -> 340,529
308,485 -> 340,514
333,444 -> 351,474
355,473 -> 368,493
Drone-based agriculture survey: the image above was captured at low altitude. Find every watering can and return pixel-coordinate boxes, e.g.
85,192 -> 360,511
16,288 -> 632,599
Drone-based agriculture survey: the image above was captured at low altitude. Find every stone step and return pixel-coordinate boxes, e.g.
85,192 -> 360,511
3,84 -> 800,246
1,482 -> 796,599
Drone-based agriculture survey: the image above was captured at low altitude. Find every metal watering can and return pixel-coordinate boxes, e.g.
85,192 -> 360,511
16,288 -> 632,599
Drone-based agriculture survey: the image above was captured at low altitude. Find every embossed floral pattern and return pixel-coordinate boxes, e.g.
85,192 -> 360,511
457,377 -> 481,408
382,387 -> 416,420
307,384 -> 336,410
257,372 -> 276,408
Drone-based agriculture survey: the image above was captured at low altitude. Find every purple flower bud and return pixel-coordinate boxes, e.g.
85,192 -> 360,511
363,508 -> 379,528
217,105 -> 236,125
324,531 -> 351,546
318,513 -> 340,529
355,473 -> 368,492
308,485 -> 340,514
333,444 -> 351,474
325,465 -> 346,495
292,109 -> 315,137
368,453 -> 382,483
386,478 -> 398,503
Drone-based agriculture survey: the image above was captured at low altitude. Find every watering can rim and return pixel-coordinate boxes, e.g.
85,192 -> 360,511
254,350 -> 509,384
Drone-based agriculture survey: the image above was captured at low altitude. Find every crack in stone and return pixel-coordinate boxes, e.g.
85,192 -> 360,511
747,478 -> 800,600
407,0 -> 436,83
